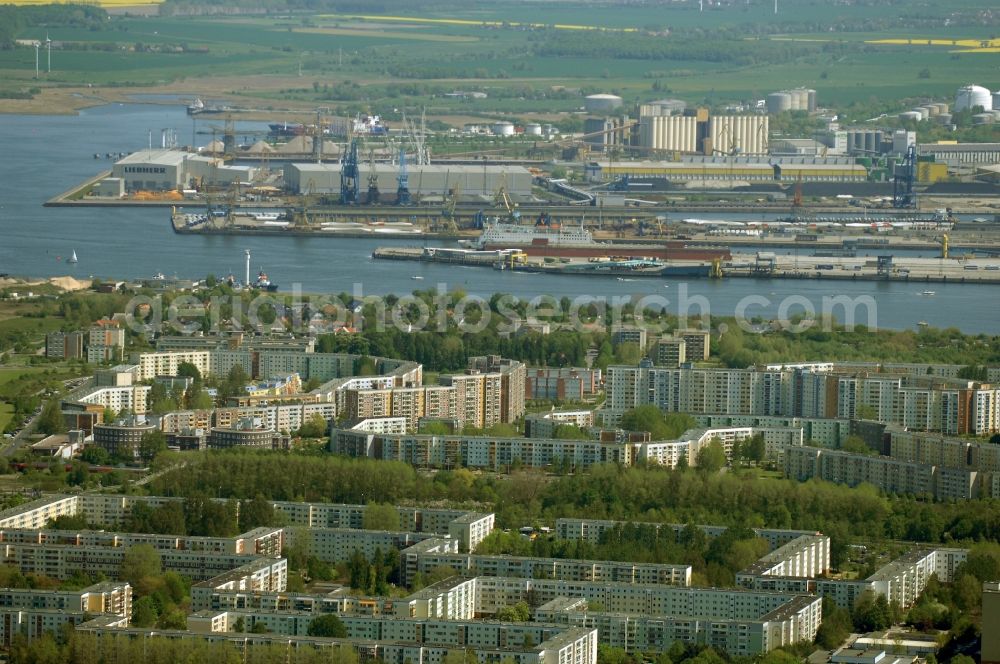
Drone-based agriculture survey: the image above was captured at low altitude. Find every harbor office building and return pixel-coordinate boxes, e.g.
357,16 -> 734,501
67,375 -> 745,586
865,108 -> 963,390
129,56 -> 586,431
283,163 -> 532,198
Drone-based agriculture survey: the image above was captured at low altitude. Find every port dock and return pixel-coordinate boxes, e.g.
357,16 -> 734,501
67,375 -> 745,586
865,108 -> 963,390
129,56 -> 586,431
373,246 -> 1000,283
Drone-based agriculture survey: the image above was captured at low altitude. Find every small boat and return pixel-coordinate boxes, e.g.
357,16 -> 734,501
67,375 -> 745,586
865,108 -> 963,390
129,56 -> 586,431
921,290 -> 935,296
67,250 -> 78,264
252,271 -> 279,292
918,321 -> 929,327
411,275 -> 424,280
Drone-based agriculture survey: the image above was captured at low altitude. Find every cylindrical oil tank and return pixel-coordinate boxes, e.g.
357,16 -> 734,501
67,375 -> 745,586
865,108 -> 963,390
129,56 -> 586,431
936,102 -> 949,114
491,121 -> 516,136
911,107 -> 929,120
994,92 -> 1000,110
971,112 -> 995,125
956,85 -> 993,112
806,89 -> 817,111
584,93 -> 623,114
524,123 -> 542,136
899,111 -> 923,123
766,92 -> 792,114
936,113 -> 953,125
923,105 -> 939,117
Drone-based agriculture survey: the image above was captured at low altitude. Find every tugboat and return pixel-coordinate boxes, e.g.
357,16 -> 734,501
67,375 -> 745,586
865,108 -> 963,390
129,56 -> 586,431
252,270 -> 279,292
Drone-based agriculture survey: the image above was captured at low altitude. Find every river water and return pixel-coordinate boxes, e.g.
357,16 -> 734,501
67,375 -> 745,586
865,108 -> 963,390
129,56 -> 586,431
0,103 -> 997,333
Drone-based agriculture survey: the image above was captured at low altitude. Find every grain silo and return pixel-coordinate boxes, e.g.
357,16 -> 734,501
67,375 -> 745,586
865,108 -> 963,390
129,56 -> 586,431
806,89 -> 817,111
766,92 -> 792,114
584,94 -> 624,115
789,89 -> 807,111
955,85 -> 992,112
639,115 -> 698,152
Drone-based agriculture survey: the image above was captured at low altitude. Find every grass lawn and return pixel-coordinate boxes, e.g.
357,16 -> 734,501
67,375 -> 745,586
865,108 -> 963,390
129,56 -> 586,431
0,403 -> 13,433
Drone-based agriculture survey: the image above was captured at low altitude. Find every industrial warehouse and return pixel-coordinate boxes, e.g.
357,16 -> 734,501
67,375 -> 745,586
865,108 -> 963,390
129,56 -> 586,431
283,163 -> 533,198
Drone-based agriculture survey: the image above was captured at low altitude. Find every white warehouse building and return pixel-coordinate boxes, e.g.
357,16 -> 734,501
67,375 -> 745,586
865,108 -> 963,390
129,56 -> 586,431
283,163 -> 532,198
112,149 -> 256,192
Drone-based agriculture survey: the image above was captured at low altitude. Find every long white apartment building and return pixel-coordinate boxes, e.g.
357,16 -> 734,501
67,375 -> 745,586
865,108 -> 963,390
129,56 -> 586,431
398,538 -> 692,587
79,614 -> 598,664
785,446 -> 987,501
0,526 -> 283,558
555,518 -> 819,551
605,363 -> 1000,435
333,423 -> 802,471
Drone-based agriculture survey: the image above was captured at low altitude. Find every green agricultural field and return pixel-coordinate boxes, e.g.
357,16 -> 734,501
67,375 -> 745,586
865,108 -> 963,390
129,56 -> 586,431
4,1 -> 1000,124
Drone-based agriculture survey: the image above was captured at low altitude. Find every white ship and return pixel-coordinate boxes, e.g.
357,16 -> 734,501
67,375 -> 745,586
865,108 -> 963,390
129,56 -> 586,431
464,219 -> 595,250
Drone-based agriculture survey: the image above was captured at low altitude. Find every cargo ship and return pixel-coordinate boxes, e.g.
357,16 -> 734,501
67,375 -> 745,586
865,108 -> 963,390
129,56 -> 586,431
464,219 -> 730,261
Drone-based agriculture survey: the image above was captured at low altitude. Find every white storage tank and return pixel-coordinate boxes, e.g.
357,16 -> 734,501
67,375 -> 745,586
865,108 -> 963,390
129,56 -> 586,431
955,85 -> 993,112
491,121 -> 516,136
766,92 -> 792,114
524,123 -> 543,136
584,94 -> 624,114
911,108 -> 929,120
899,111 -> 923,123
806,88 -> 817,111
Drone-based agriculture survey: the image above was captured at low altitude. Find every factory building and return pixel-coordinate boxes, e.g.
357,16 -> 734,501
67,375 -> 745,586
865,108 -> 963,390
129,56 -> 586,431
111,149 -> 255,192
585,155 -> 866,184
918,142 -> 1000,166
283,163 -> 532,198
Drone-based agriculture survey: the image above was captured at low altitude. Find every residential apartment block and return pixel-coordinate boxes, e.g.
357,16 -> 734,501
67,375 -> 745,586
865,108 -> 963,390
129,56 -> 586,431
784,446 -> 985,501
605,363 -> 1000,435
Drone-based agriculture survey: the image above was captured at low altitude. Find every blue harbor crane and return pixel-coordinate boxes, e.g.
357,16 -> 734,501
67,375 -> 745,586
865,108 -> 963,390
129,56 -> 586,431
340,138 -> 360,205
396,146 -> 411,205
892,144 -> 917,209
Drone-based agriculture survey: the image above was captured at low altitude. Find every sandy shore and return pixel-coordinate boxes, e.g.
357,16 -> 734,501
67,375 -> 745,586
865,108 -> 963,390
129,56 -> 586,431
0,276 -> 93,292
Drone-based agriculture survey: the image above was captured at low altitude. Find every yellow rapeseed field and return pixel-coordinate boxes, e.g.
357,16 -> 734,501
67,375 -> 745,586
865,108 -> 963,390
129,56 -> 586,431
316,14 -> 638,33
867,37 -> 1000,53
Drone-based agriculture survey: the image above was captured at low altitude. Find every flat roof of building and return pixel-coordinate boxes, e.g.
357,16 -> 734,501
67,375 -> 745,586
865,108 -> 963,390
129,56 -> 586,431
287,163 -> 531,175
115,149 -> 190,167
